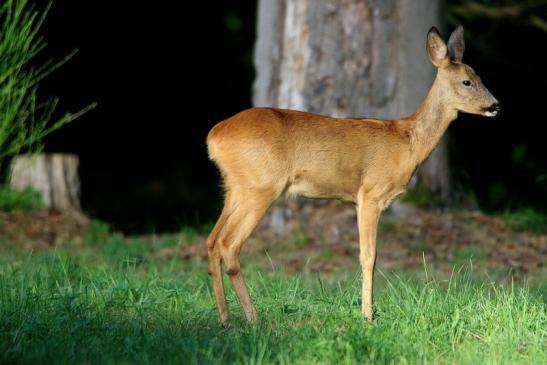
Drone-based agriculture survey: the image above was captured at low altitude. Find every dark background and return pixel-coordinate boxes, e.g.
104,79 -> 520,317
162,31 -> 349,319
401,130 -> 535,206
38,1 -> 257,232
34,0 -> 546,232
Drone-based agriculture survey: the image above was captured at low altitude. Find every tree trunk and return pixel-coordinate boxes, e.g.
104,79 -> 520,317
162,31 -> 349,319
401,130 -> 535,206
254,0 -> 450,231
9,153 -> 86,220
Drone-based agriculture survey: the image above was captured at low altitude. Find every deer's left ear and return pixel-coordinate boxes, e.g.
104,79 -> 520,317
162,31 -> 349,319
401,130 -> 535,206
447,25 -> 465,62
427,26 -> 450,68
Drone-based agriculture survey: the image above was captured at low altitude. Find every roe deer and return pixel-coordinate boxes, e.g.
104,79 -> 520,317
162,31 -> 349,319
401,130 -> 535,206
206,26 -> 499,324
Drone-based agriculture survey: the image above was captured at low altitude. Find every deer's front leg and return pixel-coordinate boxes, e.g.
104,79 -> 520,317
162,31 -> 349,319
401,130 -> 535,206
356,192 -> 381,321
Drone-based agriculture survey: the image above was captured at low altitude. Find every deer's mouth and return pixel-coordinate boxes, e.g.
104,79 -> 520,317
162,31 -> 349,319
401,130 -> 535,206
484,103 -> 501,117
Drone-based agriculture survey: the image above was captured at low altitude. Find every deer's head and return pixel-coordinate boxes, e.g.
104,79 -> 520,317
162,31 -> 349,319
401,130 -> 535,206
427,26 -> 500,117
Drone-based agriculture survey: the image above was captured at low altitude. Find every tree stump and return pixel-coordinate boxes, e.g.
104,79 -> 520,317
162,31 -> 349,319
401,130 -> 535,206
9,153 -> 86,222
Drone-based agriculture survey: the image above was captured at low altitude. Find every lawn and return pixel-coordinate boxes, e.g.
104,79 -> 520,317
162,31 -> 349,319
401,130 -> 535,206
0,226 -> 546,365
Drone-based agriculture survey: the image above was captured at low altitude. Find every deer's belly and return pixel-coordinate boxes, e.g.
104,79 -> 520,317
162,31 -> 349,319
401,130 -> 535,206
285,173 -> 359,202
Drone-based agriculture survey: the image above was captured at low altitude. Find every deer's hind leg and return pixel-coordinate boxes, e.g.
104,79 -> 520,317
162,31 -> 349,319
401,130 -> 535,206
216,186 -> 279,323
207,191 -> 239,325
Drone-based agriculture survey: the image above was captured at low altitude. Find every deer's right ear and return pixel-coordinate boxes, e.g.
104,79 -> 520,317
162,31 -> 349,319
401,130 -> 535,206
426,27 -> 449,68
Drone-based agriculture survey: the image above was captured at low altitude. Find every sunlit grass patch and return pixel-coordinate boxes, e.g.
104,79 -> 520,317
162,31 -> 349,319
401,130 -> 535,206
0,239 -> 545,364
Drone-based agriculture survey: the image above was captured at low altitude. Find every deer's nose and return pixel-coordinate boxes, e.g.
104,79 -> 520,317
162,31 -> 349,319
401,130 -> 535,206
486,102 -> 501,116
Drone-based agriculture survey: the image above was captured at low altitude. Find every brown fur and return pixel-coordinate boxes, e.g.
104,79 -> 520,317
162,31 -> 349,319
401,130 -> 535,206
205,26 -> 498,325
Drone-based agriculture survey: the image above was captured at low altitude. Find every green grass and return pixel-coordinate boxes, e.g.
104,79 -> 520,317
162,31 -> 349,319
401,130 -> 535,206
453,246 -> 487,267
285,229 -> 309,248
0,232 -> 545,364
502,208 -> 547,234
0,186 -> 43,212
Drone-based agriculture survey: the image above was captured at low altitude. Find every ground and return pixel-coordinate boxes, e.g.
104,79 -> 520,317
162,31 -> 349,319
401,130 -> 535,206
170,200 -> 546,278
2,200 -> 545,277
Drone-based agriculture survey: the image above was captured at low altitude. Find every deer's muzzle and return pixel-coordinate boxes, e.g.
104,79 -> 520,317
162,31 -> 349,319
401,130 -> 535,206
484,102 -> 501,117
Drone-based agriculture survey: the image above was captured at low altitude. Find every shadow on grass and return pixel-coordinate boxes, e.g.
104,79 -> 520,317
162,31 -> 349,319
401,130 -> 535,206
1,306 -> 307,364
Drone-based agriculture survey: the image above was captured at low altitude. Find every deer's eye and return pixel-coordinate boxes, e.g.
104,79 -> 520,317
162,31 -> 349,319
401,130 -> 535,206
462,80 -> 472,87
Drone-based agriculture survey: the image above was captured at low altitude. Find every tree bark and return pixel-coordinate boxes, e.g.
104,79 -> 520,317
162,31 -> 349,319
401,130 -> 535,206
9,153 -> 85,218
254,0 -> 450,231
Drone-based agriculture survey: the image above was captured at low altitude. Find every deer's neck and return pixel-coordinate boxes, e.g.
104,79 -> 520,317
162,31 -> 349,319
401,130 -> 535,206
408,74 -> 458,164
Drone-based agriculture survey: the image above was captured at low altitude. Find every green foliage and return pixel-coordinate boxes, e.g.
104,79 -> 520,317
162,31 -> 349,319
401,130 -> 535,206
0,185 -> 43,212
511,144 -> 528,163
0,0 -> 91,168
224,13 -> 243,33
502,208 -> 547,234
0,235 -> 545,364
402,183 -> 444,209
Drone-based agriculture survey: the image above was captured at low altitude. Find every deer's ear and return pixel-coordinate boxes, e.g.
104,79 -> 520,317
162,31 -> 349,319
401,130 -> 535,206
447,25 -> 465,62
426,27 -> 449,68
